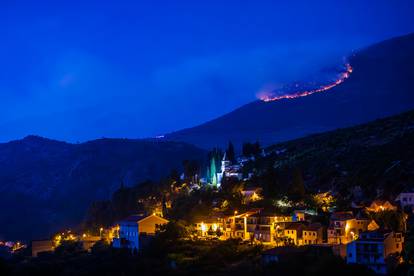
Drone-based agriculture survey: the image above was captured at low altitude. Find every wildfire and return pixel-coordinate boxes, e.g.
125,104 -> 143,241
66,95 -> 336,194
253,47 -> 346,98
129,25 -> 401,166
258,63 -> 353,102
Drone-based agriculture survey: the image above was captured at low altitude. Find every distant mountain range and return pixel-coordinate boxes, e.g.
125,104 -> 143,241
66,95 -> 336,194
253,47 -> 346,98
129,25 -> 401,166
165,33 -> 414,149
0,136 -> 205,240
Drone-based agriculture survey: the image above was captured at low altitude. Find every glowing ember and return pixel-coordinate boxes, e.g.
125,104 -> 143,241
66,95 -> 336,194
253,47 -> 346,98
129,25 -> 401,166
258,63 -> 353,102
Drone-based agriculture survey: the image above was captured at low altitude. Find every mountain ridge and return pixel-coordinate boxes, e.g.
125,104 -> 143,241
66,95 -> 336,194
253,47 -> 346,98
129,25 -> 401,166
165,33 -> 414,149
0,137 -> 206,240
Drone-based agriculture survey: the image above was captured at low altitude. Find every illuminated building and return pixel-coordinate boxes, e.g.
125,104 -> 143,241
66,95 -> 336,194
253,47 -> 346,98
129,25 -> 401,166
395,192 -> 414,210
366,200 -> 397,212
283,223 -> 306,245
195,218 -> 224,238
327,212 -> 379,245
347,230 -> 404,274
249,212 -> 292,244
208,153 -> 243,188
112,214 -> 168,251
302,224 -> 324,245
222,209 -> 262,240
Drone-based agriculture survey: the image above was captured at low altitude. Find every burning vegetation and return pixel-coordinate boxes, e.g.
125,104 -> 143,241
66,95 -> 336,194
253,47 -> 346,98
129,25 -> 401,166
258,63 -> 353,102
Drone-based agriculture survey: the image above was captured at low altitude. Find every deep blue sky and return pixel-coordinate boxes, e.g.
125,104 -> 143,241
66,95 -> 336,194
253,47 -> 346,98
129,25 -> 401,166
1,0 -> 413,142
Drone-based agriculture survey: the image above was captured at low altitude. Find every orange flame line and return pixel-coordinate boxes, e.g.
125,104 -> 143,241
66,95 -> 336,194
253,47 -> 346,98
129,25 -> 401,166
259,63 -> 353,102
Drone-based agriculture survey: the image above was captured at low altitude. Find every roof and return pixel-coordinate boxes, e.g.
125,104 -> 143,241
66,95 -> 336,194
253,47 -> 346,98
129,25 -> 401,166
249,210 -> 290,217
285,222 -> 306,231
355,211 -> 370,220
118,214 -> 169,225
304,223 -> 323,232
330,211 -> 354,221
195,216 -> 222,223
118,214 -> 145,223
357,230 -> 394,242
234,208 -> 263,218
370,199 -> 396,206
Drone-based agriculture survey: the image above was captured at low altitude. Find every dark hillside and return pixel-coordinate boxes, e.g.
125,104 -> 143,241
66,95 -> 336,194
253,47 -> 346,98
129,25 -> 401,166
253,109 -> 414,199
0,137 -> 206,240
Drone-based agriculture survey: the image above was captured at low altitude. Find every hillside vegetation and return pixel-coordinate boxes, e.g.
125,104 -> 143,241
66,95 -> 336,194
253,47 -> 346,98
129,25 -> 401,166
0,137 -> 206,240
251,109 -> 414,200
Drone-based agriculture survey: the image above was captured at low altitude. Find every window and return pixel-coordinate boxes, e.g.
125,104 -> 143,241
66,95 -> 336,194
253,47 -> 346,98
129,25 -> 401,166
396,243 -> 399,248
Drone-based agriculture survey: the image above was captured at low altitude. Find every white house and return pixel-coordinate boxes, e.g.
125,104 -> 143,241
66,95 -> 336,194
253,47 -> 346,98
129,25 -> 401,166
395,192 -> 414,210
112,214 -> 168,251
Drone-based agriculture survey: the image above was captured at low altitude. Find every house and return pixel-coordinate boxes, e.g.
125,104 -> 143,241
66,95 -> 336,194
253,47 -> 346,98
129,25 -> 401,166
326,211 -> 379,245
112,214 -> 168,251
395,192 -> 414,210
347,230 -> 404,274
222,209 -> 262,240
245,212 -> 292,244
195,217 -> 224,238
327,211 -> 356,245
366,200 -> 397,212
302,224 -> 324,245
249,214 -> 276,243
292,210 -> 306,222
283,223 -> 306,245
354,213 -> 380,235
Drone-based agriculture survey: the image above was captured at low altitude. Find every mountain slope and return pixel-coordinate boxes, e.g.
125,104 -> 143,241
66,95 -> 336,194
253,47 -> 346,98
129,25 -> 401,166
0,136 -> 206,240
166,33 -> 414,149
251,109 -> 414,200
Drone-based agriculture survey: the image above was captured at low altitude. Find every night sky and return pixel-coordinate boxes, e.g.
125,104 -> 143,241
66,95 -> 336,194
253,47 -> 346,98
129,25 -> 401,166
1,0 -> 413,142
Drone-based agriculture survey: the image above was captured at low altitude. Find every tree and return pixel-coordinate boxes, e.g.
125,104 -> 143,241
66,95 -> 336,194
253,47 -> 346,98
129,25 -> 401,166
54,240 -> 84,257
242,142 -> 261,157
226,141 -> 236,163
288,168 -> 306,201
210,156 -> 217,186
371,210 -> 406,232
183,160 -> 199,182
169,169 -> 181,183
84,200 -> 113,232
242,142 -> 253,157
149,221 -> 189,257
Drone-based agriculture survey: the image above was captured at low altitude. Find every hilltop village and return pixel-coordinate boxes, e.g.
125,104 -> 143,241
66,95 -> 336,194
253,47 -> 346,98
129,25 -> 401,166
2,138 -> 413,276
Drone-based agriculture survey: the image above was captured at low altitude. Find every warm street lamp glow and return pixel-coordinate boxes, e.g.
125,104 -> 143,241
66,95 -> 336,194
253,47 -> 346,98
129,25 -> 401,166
200,222 -> 207,232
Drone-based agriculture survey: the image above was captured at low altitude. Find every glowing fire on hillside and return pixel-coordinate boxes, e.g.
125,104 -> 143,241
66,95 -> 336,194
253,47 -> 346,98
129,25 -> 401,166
258,63 -> 353,102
